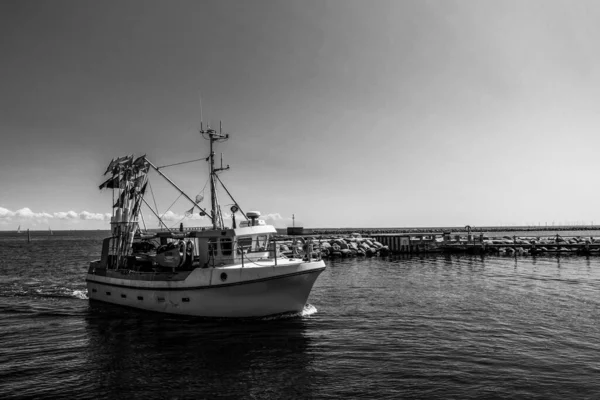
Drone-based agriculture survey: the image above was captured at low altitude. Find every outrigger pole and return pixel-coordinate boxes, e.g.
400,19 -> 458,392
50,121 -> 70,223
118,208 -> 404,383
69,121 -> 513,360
143,157 -> 214,224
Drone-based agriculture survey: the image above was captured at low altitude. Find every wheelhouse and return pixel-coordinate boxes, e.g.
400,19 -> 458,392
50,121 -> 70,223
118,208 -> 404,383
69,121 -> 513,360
191,224 -> 277,267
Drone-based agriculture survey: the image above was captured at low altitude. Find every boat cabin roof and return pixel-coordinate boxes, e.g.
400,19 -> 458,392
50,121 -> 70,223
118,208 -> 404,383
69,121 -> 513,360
143,224 -> 276,240
190,225 -> 276,238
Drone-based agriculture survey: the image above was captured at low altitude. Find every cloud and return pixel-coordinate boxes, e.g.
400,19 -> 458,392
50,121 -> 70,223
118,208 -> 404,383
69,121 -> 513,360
0,206 -> 295,229
53,211 -> 79,220
260,213 -> 297,229
80,211 -> 108,221
187,213 -> 208,221
14,208 -> 53,219
160,210 -> 183,221
158,210 -> 214,222
0,207 -> 15,218
0,207 -> 113,224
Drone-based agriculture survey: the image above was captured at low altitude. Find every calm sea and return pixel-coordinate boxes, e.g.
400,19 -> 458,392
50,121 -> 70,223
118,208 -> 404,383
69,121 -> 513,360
1,230 -> 599,399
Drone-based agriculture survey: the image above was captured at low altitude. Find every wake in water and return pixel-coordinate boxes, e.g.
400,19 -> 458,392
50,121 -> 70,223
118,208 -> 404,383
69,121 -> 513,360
0,283 -> 89,300
258,303 -> 318,321
71,289 -> 88,300
302,303 -> 318,317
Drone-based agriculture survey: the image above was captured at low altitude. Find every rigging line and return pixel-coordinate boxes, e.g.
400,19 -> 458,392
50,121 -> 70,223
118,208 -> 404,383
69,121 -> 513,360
147,180 -> 161,224
163,192 -> 184,216
140,197 -> 172,231
169,213 -> 190,229
189,177 -> 210,209
170,204 -> 208,229
145,157 -> 213,221
214,174 -> 248,220
156,157 -> 209,170
139,208 -> 147,231
200,176 -> 210,194
216,181 -> 225,228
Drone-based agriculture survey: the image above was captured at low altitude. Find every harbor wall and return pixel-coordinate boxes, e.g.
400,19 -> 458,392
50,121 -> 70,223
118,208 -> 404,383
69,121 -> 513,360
286,232 -> 600,257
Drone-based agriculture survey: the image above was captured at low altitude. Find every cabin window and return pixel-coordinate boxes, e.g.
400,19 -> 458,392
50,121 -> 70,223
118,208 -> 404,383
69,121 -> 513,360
182,298 -> 190,302
208,238 -> 218,256
237,237 -> 253,253
121,294 -> 126,298
257,235 -> 269,251
220,238 -> 233,256
106,291 -> 111,296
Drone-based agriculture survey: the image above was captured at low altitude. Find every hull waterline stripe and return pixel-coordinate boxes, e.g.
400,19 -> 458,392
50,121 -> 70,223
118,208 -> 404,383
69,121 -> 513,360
86,267 -> 326,291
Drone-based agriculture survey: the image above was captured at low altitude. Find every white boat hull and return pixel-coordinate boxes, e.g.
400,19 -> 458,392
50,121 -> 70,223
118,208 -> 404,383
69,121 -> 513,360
86,260 -> 325,318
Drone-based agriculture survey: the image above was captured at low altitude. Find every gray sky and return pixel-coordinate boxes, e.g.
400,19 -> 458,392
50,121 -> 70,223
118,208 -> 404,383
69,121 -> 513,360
1,0 -> 600,230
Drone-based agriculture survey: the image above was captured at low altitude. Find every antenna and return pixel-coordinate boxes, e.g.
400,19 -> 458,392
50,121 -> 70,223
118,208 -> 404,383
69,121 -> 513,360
199,92 -> 203,131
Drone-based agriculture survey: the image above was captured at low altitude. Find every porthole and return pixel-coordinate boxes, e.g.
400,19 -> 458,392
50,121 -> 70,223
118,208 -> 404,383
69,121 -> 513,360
137,296 -> 143,301
106,292 -> 111,296
121,294 -> 126,298
157,297 -> 165,302
182,298 -> 190,302
220,272 -> 227,281
91,288 -> 97,293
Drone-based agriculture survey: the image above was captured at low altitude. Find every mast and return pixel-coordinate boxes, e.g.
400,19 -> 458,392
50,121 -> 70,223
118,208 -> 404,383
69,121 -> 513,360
201,120 -> 229,230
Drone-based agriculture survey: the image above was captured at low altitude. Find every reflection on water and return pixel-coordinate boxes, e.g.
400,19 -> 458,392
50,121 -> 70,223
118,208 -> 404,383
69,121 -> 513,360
83,303 -> 315,399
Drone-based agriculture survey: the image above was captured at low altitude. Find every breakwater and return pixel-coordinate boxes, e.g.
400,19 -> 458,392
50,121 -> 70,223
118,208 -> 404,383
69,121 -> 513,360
443,234 -> 600,256
276,235 -> 390,259
310,225 -> 600,235
278,231 -> 600,257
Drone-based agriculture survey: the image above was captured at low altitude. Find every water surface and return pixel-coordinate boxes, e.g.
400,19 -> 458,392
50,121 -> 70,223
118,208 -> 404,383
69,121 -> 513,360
1,231 -> 599,399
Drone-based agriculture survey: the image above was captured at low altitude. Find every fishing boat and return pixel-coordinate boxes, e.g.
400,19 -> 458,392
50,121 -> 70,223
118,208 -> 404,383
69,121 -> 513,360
86,122 -> 325,317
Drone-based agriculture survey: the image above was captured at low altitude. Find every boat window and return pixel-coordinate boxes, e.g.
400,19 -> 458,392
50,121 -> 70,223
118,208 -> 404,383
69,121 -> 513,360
220,238 -> 233,256
257,235 -> 269,251
237,237 -> 253,253
208,238 -> 218,256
